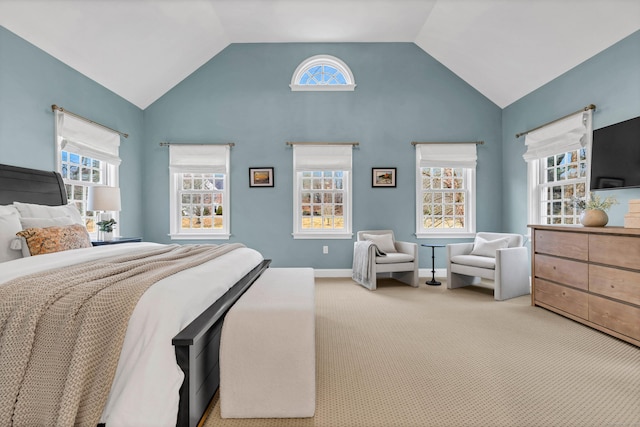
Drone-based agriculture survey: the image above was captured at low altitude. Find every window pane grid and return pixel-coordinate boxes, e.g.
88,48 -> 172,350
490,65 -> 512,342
539,149 -> 587,225
179,173 -> 224,230
299,171 -> 345,231
420,167 -> 467,230
61,150 -> 107,234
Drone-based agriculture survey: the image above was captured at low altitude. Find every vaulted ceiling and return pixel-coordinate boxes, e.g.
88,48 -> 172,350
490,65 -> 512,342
1,0 -> 638,109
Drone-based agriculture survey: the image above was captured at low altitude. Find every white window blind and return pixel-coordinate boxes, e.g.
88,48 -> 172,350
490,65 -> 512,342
55,110 -> 121,165
417,143 -> 477,168
293,144 -> 353,171
523,111 -> 591,162
169,144 -> 229,174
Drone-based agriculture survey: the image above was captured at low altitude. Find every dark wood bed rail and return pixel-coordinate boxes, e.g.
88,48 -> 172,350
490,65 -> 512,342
173,259 -> 271,427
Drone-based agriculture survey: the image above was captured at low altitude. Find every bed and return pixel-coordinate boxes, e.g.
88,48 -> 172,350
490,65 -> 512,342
0,163 -> 270,427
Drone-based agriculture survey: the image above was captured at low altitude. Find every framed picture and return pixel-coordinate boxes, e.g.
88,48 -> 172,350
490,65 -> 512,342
372,168 -> 396,187
249,167 -> 274,187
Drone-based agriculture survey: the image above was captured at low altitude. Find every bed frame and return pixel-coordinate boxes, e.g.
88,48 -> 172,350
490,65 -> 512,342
0,163 -> 270,427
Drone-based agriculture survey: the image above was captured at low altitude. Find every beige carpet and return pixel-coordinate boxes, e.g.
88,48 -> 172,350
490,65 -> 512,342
203,278 -> 640,427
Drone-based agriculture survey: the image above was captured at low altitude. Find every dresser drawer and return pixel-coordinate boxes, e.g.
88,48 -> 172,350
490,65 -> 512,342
589,264 -> 640,306
589,234 -> 640,270
589,294 -> 640,341
535,279 -> 588,319
535,230 -> 588,261
535,254 -> 588,290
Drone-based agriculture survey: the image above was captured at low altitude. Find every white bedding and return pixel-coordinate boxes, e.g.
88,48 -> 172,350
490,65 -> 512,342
0,242 -> 264,427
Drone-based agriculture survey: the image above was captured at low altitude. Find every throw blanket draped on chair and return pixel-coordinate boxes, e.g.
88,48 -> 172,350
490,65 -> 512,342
352,240 -> 385,290
0,243 -> 243,427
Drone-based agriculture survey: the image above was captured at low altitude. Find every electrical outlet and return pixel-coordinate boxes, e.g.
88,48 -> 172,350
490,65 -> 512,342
323,245 -> 329,254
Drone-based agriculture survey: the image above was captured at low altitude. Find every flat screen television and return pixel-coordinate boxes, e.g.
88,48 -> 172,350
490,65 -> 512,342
590,115 -> 640,191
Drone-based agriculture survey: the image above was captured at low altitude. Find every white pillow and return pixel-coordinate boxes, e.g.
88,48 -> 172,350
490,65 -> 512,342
362,233 -> 397,253
19,216 -> 77,257
20,216 -> 75,229
0,204 -> 19,216
470,236 -> 509,258
13,201 -> 83,225
0,212 -> 24,263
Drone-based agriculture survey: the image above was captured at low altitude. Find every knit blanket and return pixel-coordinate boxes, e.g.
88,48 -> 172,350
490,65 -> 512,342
352,241 -> 385,290
0,243 -> 244,427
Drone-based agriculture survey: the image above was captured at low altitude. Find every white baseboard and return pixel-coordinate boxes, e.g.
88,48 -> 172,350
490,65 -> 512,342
314,269 -> 353,278
313,268 -> 447,278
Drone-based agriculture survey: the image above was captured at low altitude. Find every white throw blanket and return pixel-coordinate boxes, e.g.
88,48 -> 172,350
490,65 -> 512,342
352,240 -> 385,290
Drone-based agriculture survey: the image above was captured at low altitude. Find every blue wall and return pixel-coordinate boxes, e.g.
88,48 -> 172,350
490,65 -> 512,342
143,43 -> 502,268
5,22 -> 636,271
0,26 -> 145,237
502,30 -> 640,235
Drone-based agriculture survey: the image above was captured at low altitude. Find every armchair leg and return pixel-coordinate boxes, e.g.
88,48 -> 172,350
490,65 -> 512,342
391,270 -> 419,288
447,271 -> 479,289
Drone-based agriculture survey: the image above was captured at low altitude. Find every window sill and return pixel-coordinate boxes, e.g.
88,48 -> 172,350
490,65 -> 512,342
169,233 -> 230,240
415,232 -> 476,239
292,232 -> 353,240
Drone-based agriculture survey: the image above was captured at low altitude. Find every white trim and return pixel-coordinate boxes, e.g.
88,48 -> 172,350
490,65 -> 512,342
168,233 -> 230,240
314,269 -> 353,278
290,54 -> 356,92
416,232 -> 475,239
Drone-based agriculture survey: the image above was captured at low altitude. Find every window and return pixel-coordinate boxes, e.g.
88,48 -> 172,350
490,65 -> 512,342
169,144 -> 230,239
292,144 -> 353,239
415,144 -> 477,238
55,111 -> 120,237
290,55 -> 356,91
524,110 -> 592,226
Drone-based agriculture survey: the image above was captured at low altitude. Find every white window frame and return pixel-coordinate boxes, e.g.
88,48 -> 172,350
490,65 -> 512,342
292,144 -> 353,239
169,144 -> 231,240
54,111 -> 120,239
524,110 -> 593,228
415,144 -> 477,239
290,55 -> 356,91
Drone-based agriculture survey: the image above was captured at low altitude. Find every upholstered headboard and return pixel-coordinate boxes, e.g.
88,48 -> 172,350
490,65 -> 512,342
0,163 -> 67,206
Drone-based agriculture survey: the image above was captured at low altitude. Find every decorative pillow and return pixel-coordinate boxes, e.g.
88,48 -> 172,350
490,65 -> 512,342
13,201 -> 83,225
17,224 -> 92,256
0,212 -> 23,263
362,233 -> 397,253
18,217 -> 77,257
470,236 -> 509,258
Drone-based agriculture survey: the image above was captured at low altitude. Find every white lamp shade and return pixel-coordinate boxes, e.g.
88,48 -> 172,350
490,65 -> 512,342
88,186 -> 121,211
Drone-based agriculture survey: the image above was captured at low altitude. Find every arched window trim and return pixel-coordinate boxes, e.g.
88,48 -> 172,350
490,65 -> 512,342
290,55 -> 356,92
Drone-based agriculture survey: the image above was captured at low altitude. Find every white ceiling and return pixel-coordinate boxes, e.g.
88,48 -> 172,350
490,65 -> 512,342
1,0 -> 638,109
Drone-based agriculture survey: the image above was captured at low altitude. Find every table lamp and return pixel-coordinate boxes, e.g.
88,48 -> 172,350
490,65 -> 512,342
88,186 -> 121,241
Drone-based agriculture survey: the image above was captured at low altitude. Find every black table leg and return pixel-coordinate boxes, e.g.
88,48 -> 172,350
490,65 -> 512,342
426,246 -> 441,286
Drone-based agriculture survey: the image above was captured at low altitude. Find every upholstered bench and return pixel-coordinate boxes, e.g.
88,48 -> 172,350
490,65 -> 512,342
219,267 -> 316,418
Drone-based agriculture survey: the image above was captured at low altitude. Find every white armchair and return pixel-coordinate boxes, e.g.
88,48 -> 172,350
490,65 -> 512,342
447,232 -> 529,301
353,230 -> 419,290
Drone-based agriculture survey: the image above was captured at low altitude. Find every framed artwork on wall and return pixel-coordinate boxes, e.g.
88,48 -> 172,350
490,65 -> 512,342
249,167 -> 274,187
372,168 -> 396,187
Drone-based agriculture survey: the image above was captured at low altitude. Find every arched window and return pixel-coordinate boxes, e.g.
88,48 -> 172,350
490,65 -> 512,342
290,55 -> 356,91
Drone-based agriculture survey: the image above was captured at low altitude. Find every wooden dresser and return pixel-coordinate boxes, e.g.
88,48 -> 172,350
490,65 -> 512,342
529,225 -> 640,346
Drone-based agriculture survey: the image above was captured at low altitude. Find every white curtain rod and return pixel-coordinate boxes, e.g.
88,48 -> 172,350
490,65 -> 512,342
159,142 -> 235,147
286,141 -> 359,146
411,141 -> 484,146
51,104 -> 128,138
515,104 -> 596,138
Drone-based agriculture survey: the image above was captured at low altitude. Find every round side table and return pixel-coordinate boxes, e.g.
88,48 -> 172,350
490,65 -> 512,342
421,244 -> 446,286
